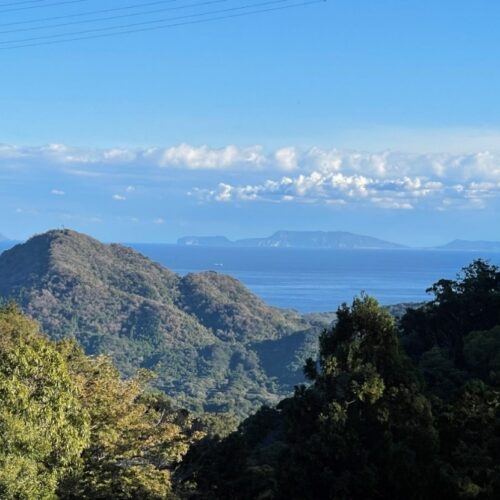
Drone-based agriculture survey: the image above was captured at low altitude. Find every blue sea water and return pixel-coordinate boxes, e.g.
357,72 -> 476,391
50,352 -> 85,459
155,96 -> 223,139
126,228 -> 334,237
131,245 -> 500,313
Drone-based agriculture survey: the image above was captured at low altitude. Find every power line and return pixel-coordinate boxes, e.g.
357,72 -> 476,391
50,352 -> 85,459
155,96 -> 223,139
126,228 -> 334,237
0,0 -> 179,27
0,0 -> 226,35
0,0 -> 59,7
0,0 -> 324,49
0,0 -> 88,15
0,0 -> 297,44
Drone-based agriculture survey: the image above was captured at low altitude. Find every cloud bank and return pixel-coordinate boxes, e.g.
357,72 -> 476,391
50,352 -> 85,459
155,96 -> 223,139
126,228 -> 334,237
2,143 -> 500,211
184,147 -> 500,211
197,171 -> 500,211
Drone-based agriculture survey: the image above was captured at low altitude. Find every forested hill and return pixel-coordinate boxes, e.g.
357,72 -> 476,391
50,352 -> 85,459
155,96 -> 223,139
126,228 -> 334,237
0,229 -> 319,416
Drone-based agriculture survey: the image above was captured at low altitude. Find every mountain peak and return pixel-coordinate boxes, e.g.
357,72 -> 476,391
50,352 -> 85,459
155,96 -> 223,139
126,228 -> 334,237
0,229 -> 178,299
37,228 -> 86,239
28,228 -> 110,251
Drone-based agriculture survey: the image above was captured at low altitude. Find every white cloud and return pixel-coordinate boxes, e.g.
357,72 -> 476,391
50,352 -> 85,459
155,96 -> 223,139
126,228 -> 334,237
102,149 -> 137,163
2,141 -> 500,211
197,168 -> 497,211
151,144 -> 268,170
176,146 -> 500,210
153,217 -> 165,224
16,207 -> 38,215
2,142 -> 500,178
51,189 -> 65,196
215,183 -> 233,202
274,147 -> 299,171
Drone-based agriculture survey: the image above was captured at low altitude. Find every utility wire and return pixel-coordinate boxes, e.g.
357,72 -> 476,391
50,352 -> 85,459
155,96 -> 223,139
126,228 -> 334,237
0,0 -> 226,35
0,0 -> 296,44
0,0 -> 323,49
0,0 -> 88,15
0,0 -> 181,27
0,0 -> 60,7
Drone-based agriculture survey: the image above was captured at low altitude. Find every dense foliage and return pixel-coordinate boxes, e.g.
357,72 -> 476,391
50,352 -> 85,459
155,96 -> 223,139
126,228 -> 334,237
58,341 -> 207,499
0,305 -> 211,499
0,230 -> 322,417
180,261 -> 500,500
0,304 -> 88,499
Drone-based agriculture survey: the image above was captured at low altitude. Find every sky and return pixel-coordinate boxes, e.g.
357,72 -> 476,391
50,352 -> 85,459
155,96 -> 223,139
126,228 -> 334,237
1,0 -> 500,245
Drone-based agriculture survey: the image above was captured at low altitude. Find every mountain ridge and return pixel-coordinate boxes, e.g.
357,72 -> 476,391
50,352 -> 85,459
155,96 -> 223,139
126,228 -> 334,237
178,230 -> 407,249
0,229 -> 319,416
178,231 -> 500,251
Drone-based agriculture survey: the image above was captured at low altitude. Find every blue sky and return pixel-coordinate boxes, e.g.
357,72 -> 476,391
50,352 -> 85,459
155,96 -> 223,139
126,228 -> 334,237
1,0 -> 500,245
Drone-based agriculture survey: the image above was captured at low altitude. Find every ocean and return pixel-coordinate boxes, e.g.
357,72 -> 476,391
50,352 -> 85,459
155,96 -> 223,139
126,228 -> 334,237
131,245 -> 500,313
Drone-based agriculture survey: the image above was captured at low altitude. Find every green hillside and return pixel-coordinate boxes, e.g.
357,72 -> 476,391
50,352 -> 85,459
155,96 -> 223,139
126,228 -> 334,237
0,229 -> 317,416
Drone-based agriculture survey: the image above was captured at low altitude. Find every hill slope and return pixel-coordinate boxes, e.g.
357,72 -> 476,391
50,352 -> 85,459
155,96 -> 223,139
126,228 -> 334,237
0,230 -> 316,416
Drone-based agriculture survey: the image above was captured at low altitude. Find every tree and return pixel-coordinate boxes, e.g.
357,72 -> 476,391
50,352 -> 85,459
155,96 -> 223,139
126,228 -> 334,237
279,295 -> 438,499
0,304 -> 89,499
181,296 -> 439,500
401,260 -> 500,368
177,405 -> 284,500
57,340 -> 205,499
438,380 -> 500,499
464,326 -> 500,386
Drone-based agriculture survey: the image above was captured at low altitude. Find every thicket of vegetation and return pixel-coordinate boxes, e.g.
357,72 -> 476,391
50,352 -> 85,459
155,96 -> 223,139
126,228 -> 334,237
1,258 -> 500,499
0,304 -> 234,499
179,260 -> 500,499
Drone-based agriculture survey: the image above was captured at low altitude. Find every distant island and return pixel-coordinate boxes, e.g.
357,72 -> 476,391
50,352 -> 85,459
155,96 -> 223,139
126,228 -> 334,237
435,239 -> 500,252
178,235 -> 234,247
178,230 -> 407,250
178,231 -> 500,252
